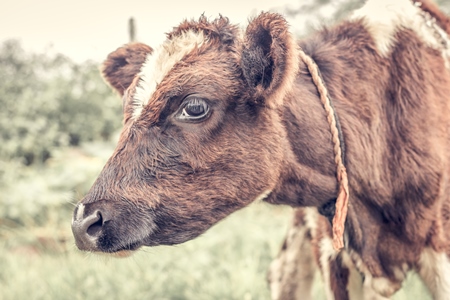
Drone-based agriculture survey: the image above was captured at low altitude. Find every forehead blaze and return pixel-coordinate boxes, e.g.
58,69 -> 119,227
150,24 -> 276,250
132,30 -> 207,121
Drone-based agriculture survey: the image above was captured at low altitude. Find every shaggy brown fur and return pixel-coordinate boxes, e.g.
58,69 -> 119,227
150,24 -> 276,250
72,0 -> 450,299
269,1 -> 450,299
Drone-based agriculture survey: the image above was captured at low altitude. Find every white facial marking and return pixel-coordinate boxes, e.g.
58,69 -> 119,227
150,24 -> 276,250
418,248 -> 450,300
132,30 -> 207,120
352,0 -> 450,58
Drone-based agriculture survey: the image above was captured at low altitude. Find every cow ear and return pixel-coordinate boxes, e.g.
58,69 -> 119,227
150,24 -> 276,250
241,13 -> 299,107
101,43 -> 153,96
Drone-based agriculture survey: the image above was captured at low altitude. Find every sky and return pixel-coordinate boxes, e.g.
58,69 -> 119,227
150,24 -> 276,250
0,0 -> 301,62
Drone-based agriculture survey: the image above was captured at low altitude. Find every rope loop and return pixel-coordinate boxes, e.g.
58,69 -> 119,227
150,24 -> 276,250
298,49 -> 350,251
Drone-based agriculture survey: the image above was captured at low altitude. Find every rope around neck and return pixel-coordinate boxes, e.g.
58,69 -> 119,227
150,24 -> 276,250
298,49 -> 350,252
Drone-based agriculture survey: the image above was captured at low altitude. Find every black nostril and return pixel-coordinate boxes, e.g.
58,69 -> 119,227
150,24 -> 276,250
86,211 -> 103,237
72,205 -> 110,251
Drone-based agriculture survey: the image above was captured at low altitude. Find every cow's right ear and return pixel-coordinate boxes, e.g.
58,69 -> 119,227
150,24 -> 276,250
241,13 -> 298,108
101,43 -> 153,96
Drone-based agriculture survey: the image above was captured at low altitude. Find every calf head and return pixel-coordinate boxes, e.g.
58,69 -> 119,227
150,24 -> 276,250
72,13 -> 299,255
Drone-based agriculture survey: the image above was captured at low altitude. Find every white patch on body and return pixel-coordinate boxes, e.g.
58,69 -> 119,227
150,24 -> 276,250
254,189 -> 272,202
352,0 -> 450,60
268,211 -> 316,300
319,236 -> 339,300
340,251 -> 365,300
418,248 -> 450,300
132,30 -> 207,120
392,263 -> 409,282
348,250 -> 402,299
303,207 -> 319,237
369,277 -> 400,299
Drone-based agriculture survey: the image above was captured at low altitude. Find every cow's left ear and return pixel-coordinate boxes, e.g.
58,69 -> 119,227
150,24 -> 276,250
101,43 -> 153,96
241,13 -> 299,108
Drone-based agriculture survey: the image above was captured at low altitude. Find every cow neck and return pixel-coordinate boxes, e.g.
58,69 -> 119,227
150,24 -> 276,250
298,49 -> 349,252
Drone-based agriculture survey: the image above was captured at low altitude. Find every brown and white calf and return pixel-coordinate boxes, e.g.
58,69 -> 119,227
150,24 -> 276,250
71,0 -> 450,299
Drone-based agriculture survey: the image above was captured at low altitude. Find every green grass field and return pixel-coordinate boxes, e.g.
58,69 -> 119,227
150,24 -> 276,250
0,142 -> 433,300
1,202 -> 292,300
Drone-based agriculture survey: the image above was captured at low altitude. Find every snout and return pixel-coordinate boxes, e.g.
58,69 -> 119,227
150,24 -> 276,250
71,200 -> 153,253
71,197 -> 215,253
72,203 -> 107,251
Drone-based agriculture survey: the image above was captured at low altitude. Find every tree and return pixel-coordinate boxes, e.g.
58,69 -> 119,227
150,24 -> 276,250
0,40 -> 122,165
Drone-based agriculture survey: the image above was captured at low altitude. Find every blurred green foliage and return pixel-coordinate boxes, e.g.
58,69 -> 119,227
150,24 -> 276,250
287,0 -> 450,34
0,40 -> 122,166
0,39 -> 122,226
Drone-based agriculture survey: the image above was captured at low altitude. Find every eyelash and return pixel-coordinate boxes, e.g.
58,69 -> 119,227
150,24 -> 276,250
176,97 -> 210,122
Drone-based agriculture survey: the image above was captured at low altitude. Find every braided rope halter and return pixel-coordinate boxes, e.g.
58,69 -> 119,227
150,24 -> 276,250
298,49 -> 350,251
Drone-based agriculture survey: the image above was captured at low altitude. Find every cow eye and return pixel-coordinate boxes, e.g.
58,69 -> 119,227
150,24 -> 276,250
177,97 -> 210,121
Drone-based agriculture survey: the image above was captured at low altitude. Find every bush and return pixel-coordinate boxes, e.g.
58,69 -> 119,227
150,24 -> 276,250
0,40 -> 122,165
